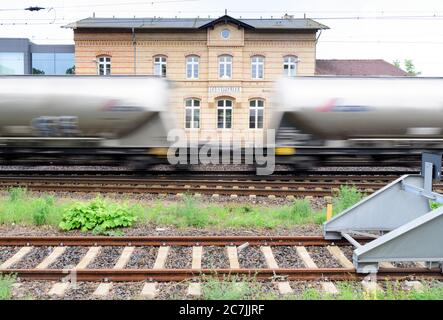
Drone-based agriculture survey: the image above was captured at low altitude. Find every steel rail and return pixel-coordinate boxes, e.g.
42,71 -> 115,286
0,184 -> 337,196
0,169 -> 419,177
0,236 -> 365,246
6,181 -> 443,197
0,177 -> 395,189
0,175 -> 400,182
1,267 -> 441,282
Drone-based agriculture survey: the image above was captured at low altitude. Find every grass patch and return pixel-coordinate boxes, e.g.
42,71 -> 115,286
140,196 -> 325,228
0,188 -> 61,225
201,276 -> 276,300
293,281 -> 443,300
0,185 -> 366,230
0,274 -> 16,300
332,185 -> 364,216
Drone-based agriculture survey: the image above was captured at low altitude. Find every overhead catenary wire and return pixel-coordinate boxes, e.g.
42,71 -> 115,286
0,0 -> 199,11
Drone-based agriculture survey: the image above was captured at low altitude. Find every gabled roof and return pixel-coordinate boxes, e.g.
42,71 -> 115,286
63,16 -> 328,31
198,15 -> 255,29
316,59 -> 408,76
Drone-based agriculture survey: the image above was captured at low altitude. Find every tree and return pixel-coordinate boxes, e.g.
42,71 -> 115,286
392,59 -> 421,76
404,59 -> 421,76
65,66 -> 75,75
32,68 -> 45,75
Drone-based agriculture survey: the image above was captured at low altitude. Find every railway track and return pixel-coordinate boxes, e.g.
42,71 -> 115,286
0,236 -> 440,298
0,173 -> 437,197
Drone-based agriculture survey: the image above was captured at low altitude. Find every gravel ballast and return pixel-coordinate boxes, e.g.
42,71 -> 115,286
13,246 -> 54,269
49,247 -> 89,269
338,246 -> 354,263
289,281 -> 323,296
306,246 -> 342,268
156,282 -> 189,300
7,279 -> 443,300
62,282 -> 98,300
238,246 -> 266,269
201,246 -> 230,269
88,247 -> 123,269
112,282 -> 144,300
0,224 -> 322,237
272,246 -> 304,268
165,246 -> 192,269
0,246 -> 19,264
126,247 -> 157,269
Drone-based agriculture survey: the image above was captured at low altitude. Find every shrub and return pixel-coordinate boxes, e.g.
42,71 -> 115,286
59,197 -> 137,233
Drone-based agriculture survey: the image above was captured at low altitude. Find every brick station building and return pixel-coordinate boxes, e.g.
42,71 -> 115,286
64,15 -> 328,144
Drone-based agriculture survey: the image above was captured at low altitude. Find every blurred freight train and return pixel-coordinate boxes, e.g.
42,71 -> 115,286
1,75 -> 442,169
0,76 -> 173,166
272,76 -> 443,167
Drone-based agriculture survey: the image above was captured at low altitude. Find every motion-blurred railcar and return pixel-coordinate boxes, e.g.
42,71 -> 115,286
0,76 -> 173,164
272,77 -> 443,165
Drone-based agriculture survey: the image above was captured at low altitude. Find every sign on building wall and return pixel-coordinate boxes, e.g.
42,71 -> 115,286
208,86 -> 242,94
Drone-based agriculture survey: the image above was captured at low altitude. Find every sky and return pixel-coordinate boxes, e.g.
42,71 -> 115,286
1,0 -> 443,76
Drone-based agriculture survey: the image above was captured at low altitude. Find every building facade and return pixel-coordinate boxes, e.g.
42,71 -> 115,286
0,38 -> 74,75
66,15 -> 328,144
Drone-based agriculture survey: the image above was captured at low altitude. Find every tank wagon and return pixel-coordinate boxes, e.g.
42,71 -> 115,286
272,76 -> 443,167
0,76 -> 173,165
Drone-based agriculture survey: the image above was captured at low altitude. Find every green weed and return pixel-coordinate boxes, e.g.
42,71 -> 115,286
0,274 -> 16,300
333,185 -> 364,215
7,187 -> 27,202
201,276 -> 276,300
59,196 -> 138,233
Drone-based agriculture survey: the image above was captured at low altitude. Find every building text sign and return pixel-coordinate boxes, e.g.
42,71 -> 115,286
208,86 -> 242,94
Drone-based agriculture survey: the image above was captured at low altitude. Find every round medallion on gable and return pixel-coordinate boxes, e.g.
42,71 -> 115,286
221,29 -> 231,39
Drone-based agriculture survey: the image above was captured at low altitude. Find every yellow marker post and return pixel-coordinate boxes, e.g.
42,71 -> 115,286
326,204 -> 333,221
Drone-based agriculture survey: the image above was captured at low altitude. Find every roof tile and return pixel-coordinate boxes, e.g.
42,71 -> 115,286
315,59 -> 408,76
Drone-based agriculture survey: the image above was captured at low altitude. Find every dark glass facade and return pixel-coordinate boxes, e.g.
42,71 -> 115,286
0,52 -> 24,74
32,53 -> 75,75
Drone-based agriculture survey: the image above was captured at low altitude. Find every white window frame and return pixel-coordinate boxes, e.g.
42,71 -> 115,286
154,56 -> 167,77
186,55 -> 199,79
283,55 -> 298,77
184,99 -> 200,129
97,56 -> 111,75
249,99 -> 265,129
251,56 -> 264,79
219,55 -> 232,79
217,99 -> 233,129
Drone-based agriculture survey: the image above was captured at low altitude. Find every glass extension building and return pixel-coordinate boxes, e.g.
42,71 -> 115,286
0,38 -> 74,75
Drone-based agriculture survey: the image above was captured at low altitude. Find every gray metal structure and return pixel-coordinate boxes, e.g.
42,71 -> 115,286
324,152 -> 443,273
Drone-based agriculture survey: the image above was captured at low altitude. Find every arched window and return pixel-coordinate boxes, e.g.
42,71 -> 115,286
97,56 -> 111,75
283,55 -> 298,77
249,99 -> 264,129
217,99 -> 233,129
154,55 -> 167,77
186,55 -> 199,79
251,56 -> 264,79
185,99 -> 200,129
219,55 -> 232,79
